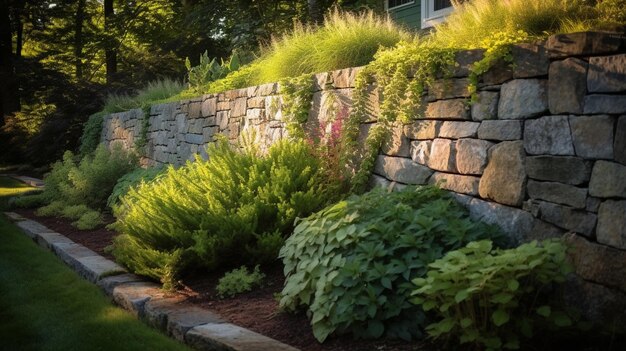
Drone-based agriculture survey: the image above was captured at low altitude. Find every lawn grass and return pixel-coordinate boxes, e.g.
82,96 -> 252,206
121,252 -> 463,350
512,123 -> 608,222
0,177 -> 191,351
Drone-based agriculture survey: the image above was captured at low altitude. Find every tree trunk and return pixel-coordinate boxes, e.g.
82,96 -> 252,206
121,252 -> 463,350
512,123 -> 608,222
308,0 -> 323,24
104,0 -> 117,85
74,0 -> 86,79
14,0 -> 24,58
0,0 -> 20,126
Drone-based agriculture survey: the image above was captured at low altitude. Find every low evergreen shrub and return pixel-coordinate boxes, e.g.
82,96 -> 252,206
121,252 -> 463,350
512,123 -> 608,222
216,265 -> 265,299
111,138 -> 331,289
279,186 -> 503,342
17,144 -> 137,229
412,240 -> 573,350
107,166 -> 165,210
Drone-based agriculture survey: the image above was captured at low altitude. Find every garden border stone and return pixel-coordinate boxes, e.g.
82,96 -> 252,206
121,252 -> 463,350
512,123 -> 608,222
2,212 -> 300,351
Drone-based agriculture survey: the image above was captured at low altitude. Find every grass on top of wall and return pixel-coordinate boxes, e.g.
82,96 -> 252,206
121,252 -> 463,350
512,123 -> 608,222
201,9 -> 410,93
101,78 -> 186,115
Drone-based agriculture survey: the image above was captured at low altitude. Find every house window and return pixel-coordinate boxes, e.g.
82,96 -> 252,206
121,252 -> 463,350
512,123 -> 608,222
421,0 -> 454,29
386,0 -> 415,10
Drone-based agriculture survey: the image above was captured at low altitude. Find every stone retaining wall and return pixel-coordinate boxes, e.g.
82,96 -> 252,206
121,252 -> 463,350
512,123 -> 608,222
101,31 -> 626,326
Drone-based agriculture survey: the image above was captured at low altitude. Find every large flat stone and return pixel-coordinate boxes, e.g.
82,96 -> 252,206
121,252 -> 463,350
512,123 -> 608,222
596,200 -> 626,250
548,58 -> 587,114
36,232 -> 75,249
589,161 -> 626,198
52,242 -> 125,283
381,125 -> 410,157
437,121 -> 479,139
455,138 -> 493,175
479,141 -> 527,207
201,97 -> 217,117
566,233 -> 626,294
452,49 -> 484,77
332,67 -> 361,89
97,273 -> 148,297
144,297 -> 224,342
428,78 -> 471,100
584,95 -> 626,114
477,120 -> 522,141
524,116 -> 575,155
425,99 -> 470,120
537,201 -> 597,237
3,212 -> 24,221
616,116 -> 626,165
464,197 -> 535,245
563,276 -> 626,331
410,140 -> 431,165
427,138 -> 457,172
112,282 -> 164,318
373,155 -> 433,185
526,156 -> 591,185
429,172 -> 479,196
186,323 -> 299,351
588,54 -> 626,93
16,220 -> 57,240
498,79 -> 548,119
404,120 -> 441,140
527,180 -> 587,209
569,115 -> 614,159
471,91 -> 499,121
546,31 -> 626,58
511,42 -> 549,78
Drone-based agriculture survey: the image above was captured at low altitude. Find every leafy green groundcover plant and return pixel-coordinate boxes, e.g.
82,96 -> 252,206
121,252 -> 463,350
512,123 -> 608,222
412,240 -> 573,350
279,186 -> 502,342
14,144 -> 137,229
216,265 -> 265,299
112,138 -> 331,289
107,166 -> 165,210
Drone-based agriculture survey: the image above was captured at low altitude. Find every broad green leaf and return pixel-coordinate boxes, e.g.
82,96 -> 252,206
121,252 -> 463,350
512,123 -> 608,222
492,309 -> 510,326
536,305 -> 551,317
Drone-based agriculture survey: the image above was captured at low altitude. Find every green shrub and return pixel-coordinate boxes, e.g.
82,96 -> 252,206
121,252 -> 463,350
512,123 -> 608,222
22,144 -> 137,229
186,50 -> 243,94
107,166 -> 165,209
279,186 -> 502,342
102,78 -> 184,114
412,240 -> 573,350
216,265 -> 265,299
13,192 -> 47,209
111,138 -> 331,289
79,111 -> 107,155
73,210 -> 104,230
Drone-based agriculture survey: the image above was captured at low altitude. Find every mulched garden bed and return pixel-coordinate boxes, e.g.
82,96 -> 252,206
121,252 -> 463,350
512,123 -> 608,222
14,209 -> 429,351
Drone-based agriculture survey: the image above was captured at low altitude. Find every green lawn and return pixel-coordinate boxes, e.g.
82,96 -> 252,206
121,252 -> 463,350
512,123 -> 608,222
0,177 -> 191,351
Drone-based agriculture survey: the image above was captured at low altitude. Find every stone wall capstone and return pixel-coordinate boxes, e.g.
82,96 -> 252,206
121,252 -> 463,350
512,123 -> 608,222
100,30 -> 626,328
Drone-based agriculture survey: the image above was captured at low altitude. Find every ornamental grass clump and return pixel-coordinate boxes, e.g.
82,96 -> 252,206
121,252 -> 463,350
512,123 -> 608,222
202,9 -> 409,93
279,186 -> 503,342
111,138 -> 331,289
412,240 -> 573,350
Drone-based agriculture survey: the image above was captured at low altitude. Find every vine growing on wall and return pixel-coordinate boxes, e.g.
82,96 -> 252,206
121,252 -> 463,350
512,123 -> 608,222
279,74 -> 314,139
133,104 -> 152,153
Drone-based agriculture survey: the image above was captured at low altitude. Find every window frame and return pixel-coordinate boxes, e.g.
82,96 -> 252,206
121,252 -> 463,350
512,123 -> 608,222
421,0 -> 455,29
384,0 -> 416,11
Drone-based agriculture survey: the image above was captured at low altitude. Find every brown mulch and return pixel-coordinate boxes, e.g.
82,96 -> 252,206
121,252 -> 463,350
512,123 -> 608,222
14,209 -> 429,351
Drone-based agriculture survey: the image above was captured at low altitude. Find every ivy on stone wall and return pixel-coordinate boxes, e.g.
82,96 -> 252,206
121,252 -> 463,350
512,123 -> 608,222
279,74 -> 315,139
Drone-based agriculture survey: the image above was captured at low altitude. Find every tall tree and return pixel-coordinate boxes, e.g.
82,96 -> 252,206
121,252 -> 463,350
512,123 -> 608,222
0,0 -> 20,126
104,0 -> 117,84
74,0 -> 86,79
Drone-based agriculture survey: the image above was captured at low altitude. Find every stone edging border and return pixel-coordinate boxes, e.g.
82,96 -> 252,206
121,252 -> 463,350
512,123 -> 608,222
3,211 -> 299,351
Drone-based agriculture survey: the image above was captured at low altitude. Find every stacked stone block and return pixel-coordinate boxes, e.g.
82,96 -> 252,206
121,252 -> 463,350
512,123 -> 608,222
100,30 -> 626,326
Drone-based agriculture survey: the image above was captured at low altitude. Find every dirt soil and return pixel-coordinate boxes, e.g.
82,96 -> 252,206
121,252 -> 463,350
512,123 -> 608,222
14,209 -> 429,351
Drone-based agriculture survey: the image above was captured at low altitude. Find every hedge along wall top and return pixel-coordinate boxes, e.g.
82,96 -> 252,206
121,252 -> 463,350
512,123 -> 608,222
101,30 -> 626,327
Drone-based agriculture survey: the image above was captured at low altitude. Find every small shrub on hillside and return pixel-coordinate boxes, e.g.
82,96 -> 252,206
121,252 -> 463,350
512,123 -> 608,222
20,144 -> 137,229
107,166 -> 165,209
79,112 -> 107,155
412,240 -> 573,350
112,138 -> 332,289
279,186 -> 503,342
186,50 -> 243,94
73,210 -> 104,230
216,265 -> 265,299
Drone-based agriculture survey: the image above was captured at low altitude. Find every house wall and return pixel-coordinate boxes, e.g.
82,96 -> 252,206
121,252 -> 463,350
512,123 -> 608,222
101,30 -> 626,328
387,1 -> 421,29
